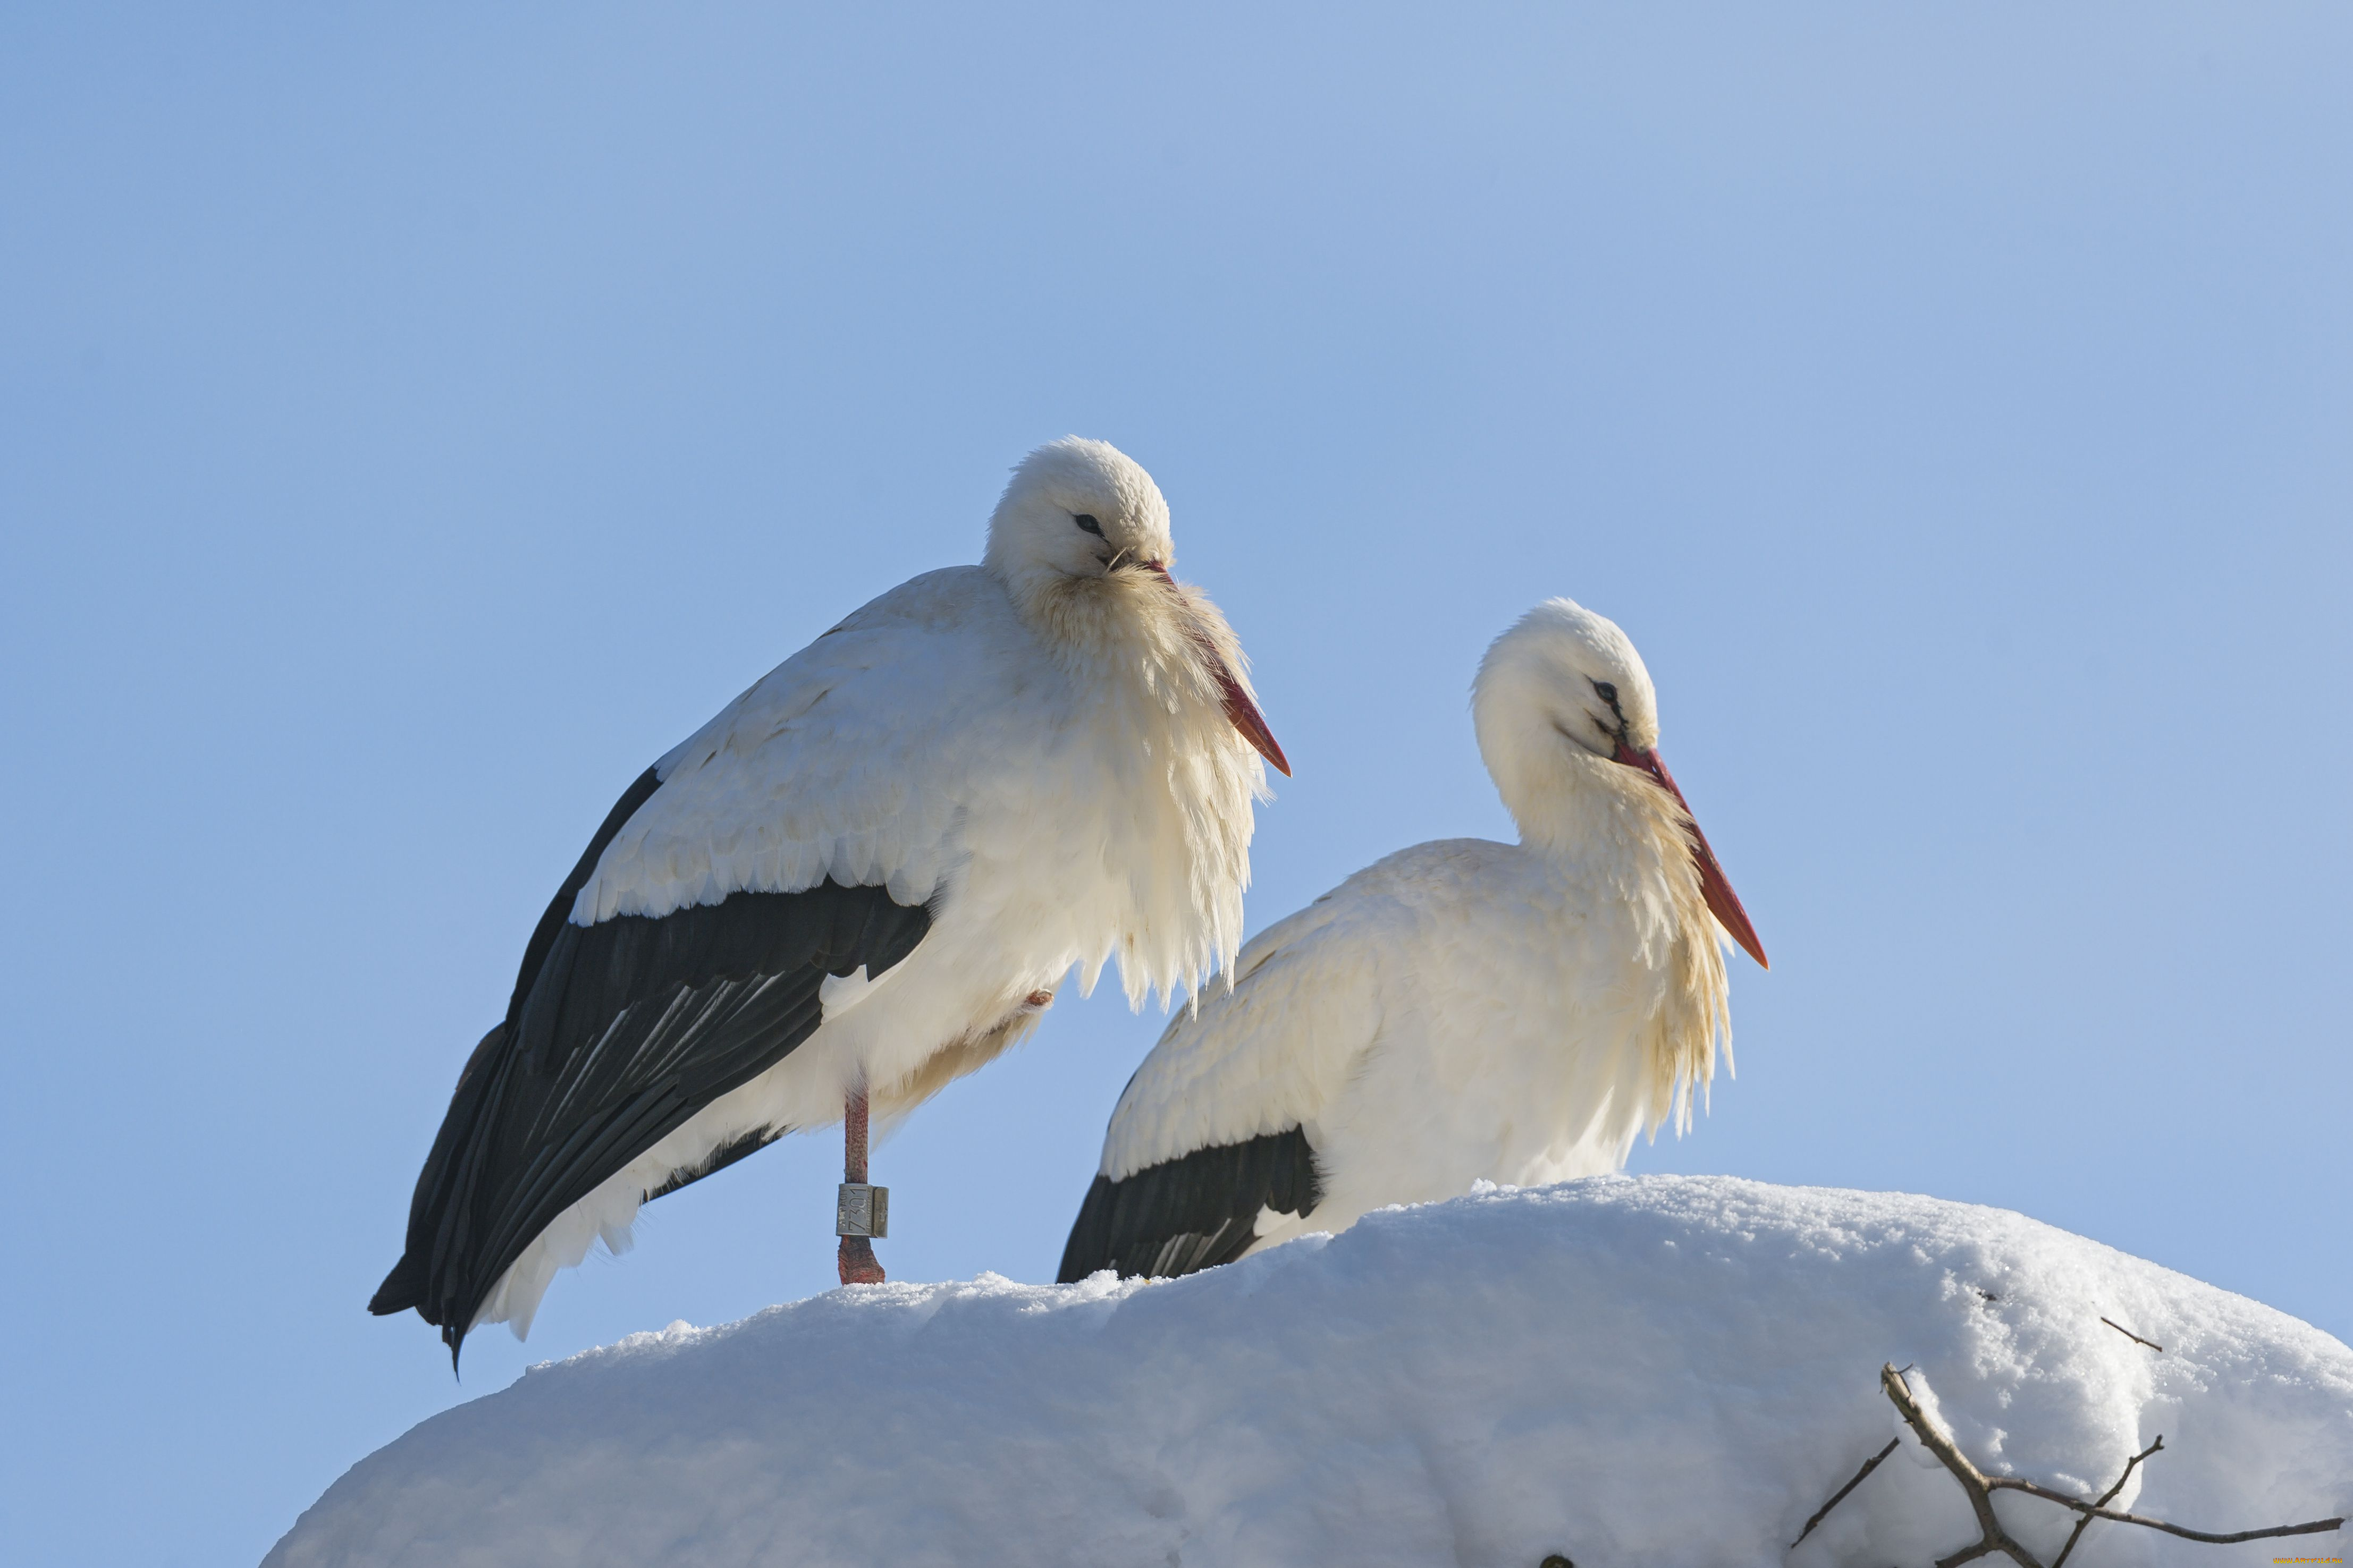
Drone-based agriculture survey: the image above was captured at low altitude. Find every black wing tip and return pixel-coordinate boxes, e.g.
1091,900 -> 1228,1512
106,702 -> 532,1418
389,876 -> 935,1375
368,1253 -> 473,1377
1058,1129 -> 1324,1284
368,1254 -> 423,1317
1056,1174 -> 1117,1284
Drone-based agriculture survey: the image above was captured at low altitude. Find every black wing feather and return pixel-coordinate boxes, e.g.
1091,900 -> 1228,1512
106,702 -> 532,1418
371,769 -> 932,1357
1056,1128 -> 1323,1282
504,765 -> 664,1024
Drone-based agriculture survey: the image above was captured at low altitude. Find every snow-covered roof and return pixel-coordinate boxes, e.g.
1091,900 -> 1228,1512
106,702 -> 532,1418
270,1176 -> 2353,1567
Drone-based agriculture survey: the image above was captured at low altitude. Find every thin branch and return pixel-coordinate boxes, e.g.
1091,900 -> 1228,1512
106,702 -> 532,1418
1877,1363 -> 2344,1567
2049,1437 -> 2161,1568
1791,1438 -> 1900,1548
1879,1364 -> 2043,1568
2099,1317 -> 2164,1353
1984,1474 -> 2342,1546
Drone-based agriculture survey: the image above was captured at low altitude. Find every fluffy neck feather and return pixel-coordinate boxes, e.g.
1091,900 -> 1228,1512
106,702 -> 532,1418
1488,722 -> 1732,1140
998,563 -> 1265,1009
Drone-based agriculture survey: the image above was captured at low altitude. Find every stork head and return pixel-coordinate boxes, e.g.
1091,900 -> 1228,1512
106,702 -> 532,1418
985,437 -> 1178,588
1474,598 -> 1765,968
1477,598 -> 1661,763
984,437 -> 1289,778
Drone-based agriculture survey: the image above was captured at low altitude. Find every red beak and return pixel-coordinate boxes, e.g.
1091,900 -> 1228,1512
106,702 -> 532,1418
1216,668 -> 1291,777
1612,741 -> 1766,969
1145,563 -> 1292,777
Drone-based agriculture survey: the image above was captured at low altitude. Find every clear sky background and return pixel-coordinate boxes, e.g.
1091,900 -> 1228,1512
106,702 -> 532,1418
3,7 -> 2347,1565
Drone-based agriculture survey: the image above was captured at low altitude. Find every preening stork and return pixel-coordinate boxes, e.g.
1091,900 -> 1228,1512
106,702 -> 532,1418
1057,598 -> 1764,1282
371,437 -> 1288,1361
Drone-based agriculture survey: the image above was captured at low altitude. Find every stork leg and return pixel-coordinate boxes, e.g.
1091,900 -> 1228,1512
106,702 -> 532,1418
837,1086 -> 886,1286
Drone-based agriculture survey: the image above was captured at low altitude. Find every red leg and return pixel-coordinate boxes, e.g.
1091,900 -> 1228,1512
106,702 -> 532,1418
837,1087 -> 885,1285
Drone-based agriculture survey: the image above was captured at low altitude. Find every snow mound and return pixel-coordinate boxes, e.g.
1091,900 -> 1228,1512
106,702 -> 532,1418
267,1177 -> 2351,1567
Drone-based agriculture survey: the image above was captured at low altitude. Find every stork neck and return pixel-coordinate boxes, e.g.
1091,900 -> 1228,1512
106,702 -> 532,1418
992,564 -> 1205,707
986,561 -> 1261,1010
1498,744 -> 1690,876
1492,732 -> 1734,1143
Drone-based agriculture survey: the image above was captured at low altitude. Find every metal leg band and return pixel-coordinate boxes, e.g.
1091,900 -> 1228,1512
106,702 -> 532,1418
836,1182 -> 889,1239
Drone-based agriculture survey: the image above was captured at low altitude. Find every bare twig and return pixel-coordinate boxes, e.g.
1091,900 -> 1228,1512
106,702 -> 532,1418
1879,1364 -> 2042,1567
2048,1437 -> 2160,1568
1985,1475 -> 2342,1547
2099,1317 -> 2163,1353
1791,1438 -> 1900,1548
1876,1363 -> 2344,1566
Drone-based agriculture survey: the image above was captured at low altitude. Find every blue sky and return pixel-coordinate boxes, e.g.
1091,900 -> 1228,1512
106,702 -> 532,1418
3,6 -> 2347,1564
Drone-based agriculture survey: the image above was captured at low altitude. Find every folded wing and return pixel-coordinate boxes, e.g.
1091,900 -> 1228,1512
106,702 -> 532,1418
373,570 -> 1044,1354
1056,883 -> 1389,1281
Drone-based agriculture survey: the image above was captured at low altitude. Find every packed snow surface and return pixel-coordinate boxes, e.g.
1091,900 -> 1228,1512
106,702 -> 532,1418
269,1177 -> 2351,1567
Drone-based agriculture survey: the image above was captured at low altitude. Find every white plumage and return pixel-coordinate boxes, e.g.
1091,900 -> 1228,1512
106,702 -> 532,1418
375,438 -> 1286,1354
1059,598 -> 1765,1281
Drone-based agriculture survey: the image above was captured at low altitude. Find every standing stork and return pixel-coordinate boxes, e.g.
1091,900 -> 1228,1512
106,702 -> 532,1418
370,437 -> 1288,1361
1057,597 -> 1762,1282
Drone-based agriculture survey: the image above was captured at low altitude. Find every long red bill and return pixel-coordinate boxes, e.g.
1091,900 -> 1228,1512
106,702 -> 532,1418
1612,741 -> 1766,968
1146,563 -> 1292,777
1213,661 -> 1291,776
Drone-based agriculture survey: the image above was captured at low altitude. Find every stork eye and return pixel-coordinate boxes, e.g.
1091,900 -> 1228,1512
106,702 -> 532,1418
1591,680 -> 1618,705
1073,513 -> 1104,537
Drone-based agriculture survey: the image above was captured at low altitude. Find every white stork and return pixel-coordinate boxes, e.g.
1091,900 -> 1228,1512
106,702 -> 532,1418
372,437 -> 1288,1361
1057,597 -> 1763,1282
